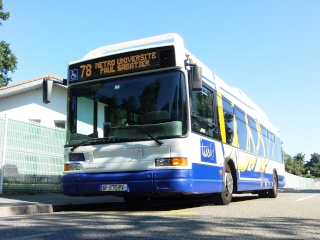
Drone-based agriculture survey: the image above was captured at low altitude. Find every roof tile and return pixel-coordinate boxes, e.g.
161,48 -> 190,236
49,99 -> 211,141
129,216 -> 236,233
0,74 -> 63,91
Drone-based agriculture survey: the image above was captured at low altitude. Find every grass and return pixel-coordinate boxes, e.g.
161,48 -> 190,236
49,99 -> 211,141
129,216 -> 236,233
2,182 -> 61,195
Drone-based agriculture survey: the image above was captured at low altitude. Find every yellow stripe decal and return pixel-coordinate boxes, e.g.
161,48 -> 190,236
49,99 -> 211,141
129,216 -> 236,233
231,102 -> 239,147
217,92 -> 226,143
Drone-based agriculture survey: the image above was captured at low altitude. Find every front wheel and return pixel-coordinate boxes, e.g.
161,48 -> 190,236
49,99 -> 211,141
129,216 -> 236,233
213,164 -> 233,205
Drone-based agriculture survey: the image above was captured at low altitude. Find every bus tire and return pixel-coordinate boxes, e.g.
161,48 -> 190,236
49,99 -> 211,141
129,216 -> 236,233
268,172 -> 278,198
213,164 -> 233,205
258,191 -> 268,198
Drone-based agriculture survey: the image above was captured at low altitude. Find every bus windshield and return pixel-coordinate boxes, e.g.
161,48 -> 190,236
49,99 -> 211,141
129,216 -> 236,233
66,70 -> 188,145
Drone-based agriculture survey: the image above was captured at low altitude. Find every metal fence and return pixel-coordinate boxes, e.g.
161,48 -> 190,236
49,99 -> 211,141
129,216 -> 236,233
0,116 -> 65,194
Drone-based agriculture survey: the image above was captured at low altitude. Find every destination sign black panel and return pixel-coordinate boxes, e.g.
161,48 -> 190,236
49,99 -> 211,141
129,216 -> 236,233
69,46 -> 176,82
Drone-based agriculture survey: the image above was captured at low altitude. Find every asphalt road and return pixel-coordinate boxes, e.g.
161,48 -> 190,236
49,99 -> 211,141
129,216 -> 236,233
1,189 -> 319,240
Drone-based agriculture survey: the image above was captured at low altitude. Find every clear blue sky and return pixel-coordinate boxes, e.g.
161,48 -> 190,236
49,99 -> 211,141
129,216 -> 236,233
2,0 -> 319,161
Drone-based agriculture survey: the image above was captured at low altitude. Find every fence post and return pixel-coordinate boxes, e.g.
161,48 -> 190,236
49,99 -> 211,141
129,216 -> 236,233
0,115 -> 9,194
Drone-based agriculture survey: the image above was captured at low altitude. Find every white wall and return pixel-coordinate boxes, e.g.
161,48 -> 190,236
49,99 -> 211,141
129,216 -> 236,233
284,172 -> 315,189
0,84 -> 67,128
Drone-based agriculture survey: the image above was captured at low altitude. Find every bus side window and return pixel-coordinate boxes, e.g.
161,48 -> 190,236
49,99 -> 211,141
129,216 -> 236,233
222,97 -> 234,145
248,116 -> 258,154
190,86 -> 220,139
235,107 -> 247,151
260,125 -> 268,157
268,131 -> 275,160
274,136 -> 283,163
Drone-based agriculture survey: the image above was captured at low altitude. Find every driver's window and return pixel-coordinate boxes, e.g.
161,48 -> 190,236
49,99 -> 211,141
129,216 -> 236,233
191,87 -> 220,139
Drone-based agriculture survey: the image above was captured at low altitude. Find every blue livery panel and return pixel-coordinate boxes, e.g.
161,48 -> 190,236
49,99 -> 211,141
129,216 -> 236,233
62,137 -> 285,197
61,165 -> 224,196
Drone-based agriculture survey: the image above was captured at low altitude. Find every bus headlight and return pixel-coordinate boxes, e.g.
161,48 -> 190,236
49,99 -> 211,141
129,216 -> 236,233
64,163 -> 81,171
155,158 -> 188,167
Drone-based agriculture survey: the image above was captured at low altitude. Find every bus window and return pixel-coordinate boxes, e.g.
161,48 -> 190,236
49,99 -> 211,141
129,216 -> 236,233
249,116 -> 258,154
268,131 -> 275,160
261,125 -> 268,158
256,123 -> 265,157
274,136 -> 283,163
77,97 -> 95,136
235,107 -> 247,151
222,97 -> 234,145
191,86 -> 220,139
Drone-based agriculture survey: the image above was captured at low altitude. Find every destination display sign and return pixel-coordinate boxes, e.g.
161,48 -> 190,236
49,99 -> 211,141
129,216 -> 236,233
69,46 -> 176,82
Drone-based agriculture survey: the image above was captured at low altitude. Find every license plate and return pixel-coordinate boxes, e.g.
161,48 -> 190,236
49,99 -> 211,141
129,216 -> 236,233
101,184 -> 128,191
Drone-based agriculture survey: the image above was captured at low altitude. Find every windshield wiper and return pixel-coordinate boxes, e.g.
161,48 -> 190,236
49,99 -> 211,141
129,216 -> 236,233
138,127 -> 164,146
70,126 -> 163,152
70,137 -> 112,152
70,138 -> 91,152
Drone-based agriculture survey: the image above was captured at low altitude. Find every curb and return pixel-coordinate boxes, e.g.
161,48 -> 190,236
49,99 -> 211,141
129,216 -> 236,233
0,202 -> 119,217
1,204 -> 53,217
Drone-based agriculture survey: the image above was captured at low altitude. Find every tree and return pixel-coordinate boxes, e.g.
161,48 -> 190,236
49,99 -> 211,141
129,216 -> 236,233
293,153 -> 306,176
305,153 -> 320,177
284,153 -> 295,174
284,152 -> 306,176
0,0 -> 17,87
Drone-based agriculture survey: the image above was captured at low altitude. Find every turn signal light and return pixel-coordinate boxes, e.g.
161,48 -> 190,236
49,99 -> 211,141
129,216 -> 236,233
172,157 -> 188,166
155,158 -> 188,166
64,164 -> 69,171
64,163 -> 81,171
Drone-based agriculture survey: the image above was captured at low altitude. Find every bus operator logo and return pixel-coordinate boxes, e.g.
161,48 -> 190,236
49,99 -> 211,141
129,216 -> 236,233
200,138 -> 217,164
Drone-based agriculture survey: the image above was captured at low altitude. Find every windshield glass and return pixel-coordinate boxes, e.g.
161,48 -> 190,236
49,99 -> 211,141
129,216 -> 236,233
66,70 -> 188,145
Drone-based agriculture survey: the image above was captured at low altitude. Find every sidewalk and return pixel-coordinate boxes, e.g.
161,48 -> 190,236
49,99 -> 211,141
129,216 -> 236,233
0,193 -> 124,217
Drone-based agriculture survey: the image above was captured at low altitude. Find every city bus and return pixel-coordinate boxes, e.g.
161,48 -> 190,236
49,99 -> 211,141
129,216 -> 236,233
43,33 -> 285,205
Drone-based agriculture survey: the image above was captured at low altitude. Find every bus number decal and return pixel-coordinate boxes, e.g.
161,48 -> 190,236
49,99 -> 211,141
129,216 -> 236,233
200,138 -> 217,164
80,64 -> 92,78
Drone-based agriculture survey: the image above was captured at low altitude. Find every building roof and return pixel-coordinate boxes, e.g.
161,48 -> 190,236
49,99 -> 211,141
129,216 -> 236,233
0,74 -> 65,99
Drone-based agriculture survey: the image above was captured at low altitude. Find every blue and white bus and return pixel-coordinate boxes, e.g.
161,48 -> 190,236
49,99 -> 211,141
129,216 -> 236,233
44,33 -> 285,205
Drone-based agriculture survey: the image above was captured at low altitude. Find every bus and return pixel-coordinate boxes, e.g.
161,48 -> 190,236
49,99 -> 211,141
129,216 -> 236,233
43,33 -> 285,205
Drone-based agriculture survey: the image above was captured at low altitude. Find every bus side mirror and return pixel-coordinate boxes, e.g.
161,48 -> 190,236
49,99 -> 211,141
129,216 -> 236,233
43,78 -> 53,104
190,65 -> 202,91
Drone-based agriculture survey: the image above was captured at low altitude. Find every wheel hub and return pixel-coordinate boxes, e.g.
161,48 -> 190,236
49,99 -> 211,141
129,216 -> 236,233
225,172 -> 233,194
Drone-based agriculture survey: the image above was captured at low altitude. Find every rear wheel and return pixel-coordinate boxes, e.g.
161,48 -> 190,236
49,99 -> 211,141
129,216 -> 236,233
258,191 -> 268,198
267,173 -> 278,198
213,164 -> 233,205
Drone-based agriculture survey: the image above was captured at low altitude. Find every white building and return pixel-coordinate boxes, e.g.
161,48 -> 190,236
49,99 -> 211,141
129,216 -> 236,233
0,74 -> 67,128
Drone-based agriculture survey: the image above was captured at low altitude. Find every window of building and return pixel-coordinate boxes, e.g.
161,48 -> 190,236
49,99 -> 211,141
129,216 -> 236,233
29,119 -> 41,124
54,120 -> 66,129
